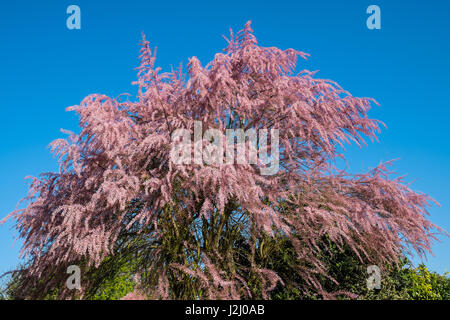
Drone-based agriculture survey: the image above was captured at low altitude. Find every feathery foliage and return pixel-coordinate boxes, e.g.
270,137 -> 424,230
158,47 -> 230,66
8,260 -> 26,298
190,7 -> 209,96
2,22 -> 446,299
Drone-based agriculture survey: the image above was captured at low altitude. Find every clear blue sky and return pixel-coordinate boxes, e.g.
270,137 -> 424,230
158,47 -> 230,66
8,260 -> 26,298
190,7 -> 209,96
1,0 -> 449,277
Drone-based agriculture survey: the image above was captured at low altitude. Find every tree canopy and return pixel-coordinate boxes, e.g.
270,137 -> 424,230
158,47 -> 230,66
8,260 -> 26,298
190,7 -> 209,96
2,21 -> 446,300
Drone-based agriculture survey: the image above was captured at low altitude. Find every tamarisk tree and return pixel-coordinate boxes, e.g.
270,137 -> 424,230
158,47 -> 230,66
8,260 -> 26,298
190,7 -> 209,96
2,22 -> 445,299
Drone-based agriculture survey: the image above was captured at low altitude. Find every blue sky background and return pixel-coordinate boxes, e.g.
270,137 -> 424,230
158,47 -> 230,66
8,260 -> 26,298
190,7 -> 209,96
1,0 -> 449,278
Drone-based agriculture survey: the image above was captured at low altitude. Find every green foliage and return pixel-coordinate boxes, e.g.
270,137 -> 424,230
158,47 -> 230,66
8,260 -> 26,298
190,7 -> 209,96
4,230 -> 449,300
88,262 -> 135,300
2,255 -> 136,300
268,234 -> 450,300
356,260 -> 413,300
407,264 -> 450,300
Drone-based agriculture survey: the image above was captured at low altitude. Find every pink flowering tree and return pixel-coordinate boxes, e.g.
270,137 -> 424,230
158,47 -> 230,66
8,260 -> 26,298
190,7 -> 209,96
3,22 -> 446,300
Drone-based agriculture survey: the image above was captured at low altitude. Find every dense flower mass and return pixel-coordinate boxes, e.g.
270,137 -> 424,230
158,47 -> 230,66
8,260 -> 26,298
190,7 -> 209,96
2,21 -> 445,299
